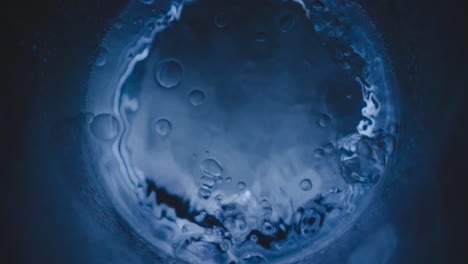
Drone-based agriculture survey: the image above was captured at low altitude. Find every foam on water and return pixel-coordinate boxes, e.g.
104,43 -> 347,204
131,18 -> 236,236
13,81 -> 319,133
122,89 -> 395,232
85,0 -> 399,263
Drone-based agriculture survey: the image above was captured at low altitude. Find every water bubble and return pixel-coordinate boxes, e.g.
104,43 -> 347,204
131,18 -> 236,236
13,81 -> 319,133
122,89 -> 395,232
90,113 -> 119,141
324,143 -> 335,153
311,0 -> 326,12
139,0 -> 154,4
259,199 -> 273,215
242,254 -> 267,264
279,12 -> 296,32
318,113 -> 332,127
153,118 -> 172,136
154,59 -> 183,88
300,179 -> 313,191
95,47 -> 108,67
300,209 -> 321,235
215,194 -> 223,201
198,187 -> 211,200
250,235 -> 258,242
200,158 -> 223,177
237,181 -> 246,191
219,239 -> 231,252
214,12 -> 229,28
314,148 -> 325,158
225,177 -> 232,183
255,32 -> 268,42
263,221 -> 275,234
200,176 -> 216,188
189,90 -> 206,106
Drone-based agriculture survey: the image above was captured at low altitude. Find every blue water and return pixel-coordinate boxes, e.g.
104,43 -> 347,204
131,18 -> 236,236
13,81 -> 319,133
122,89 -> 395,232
85,0 -> 398,262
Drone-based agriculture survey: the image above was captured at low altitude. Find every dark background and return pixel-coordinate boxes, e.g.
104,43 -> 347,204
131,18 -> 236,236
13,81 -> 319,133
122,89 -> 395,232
3,0 -> 467,263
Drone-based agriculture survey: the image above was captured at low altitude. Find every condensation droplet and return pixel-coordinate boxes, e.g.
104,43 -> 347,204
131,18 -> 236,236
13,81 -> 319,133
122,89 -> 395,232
215,194 -> 223,201
154,59 -> 183,88
300,179 -> 313,191
318,113 -> 332,127
90,113 -> 119,141
153,118 -> 172,136
225,177 -> 232,183
189,90 -> 206,106
95,47 -> 108,67
200,158 -> 223,177
237,181 -> 246,191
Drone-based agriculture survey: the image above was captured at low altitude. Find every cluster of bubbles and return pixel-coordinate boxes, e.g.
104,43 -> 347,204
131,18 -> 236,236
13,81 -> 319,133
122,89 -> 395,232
86,0 -> 398,263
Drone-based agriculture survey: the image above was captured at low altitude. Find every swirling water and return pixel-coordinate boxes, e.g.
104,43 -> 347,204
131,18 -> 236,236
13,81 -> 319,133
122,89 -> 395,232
85,0 -> 398,263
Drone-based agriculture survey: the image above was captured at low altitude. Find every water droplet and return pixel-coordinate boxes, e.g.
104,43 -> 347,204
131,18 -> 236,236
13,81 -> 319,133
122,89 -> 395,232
154,59 -> 183,88
279,12 -> 296,32
200,158 -> 223,177
255,32 -> 268,42
300,179 -> 313,191
181,225 -> 188,233
314,148 -> 325,158
237,181 -> 246,191
318,113 -> 332,127
200,176 -> 216,188
225,177 -> 232,183
215,194 -> 223,201
198,187 -> 211,200
214,12 -> 229,28
242,254 -> 267,263
95,47 -> 108,67
189,90 -> 206,106
153,118 -> 172,136
90,113 -> 119,141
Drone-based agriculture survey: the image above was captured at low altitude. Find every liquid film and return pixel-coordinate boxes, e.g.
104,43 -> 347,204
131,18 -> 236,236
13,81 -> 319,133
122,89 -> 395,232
85,0 -> 398,263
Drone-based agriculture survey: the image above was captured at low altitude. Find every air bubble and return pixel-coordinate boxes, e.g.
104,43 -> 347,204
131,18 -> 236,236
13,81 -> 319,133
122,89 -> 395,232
314,148 -> 325,158
300,209 -> 321,235
200,158 -> 223,177
255,32 -> 268,42
263,221 -> 275,234
90,113 -> 119,141
214,12 -> 229,28
153,118 -> 172,136
318,113 -> 332,127
237,181 -> 246,191
95,47 -> 108,67
242,254 -> 267,264
154,59 -> 183,88
198,187 -> 211,200
200,176 -> 216,188
324,143 -> 335,153
300,179 -> 313,191
189,90 -> 206,106
279,12 -> 296,32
